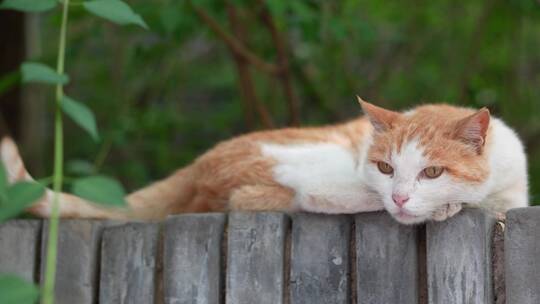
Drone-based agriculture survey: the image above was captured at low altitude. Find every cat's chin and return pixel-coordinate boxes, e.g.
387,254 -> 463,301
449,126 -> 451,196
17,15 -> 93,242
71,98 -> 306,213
390,210 -> 429,225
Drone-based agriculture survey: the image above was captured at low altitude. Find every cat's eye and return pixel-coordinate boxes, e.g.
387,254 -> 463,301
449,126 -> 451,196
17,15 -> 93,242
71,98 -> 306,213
423,166 -> 444,179
377,161 -> 394,175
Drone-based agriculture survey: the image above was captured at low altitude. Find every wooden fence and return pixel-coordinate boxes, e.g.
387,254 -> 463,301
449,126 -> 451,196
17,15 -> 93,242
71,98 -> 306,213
0,207 -> 538,304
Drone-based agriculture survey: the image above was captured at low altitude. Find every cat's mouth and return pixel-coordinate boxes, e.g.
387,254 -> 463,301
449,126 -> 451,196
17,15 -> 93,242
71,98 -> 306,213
384,201 -> 430,224
395,209 -> 417,220
391,208 -> 429,224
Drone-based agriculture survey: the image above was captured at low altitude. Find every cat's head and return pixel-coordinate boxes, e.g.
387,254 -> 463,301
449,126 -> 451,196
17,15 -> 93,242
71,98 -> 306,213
359,98 -> 491,224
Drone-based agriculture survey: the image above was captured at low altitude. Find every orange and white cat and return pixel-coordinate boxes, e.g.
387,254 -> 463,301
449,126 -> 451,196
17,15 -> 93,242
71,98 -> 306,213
0,99 -> 528,224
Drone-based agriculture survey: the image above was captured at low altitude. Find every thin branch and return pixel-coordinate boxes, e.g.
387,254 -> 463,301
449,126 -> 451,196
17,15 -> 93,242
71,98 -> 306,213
187,0 -> 279,75
226,3 -> 274,128
257,0 -> 301,126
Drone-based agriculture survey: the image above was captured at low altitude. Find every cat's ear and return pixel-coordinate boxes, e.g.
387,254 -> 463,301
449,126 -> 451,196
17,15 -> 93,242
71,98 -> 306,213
358,96 -> 400,132
453,108 -> 490,153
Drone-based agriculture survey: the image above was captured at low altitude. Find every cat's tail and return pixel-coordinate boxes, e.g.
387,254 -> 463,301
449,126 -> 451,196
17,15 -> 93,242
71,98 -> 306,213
1,137 -> 34,184
0,137 -> 195,220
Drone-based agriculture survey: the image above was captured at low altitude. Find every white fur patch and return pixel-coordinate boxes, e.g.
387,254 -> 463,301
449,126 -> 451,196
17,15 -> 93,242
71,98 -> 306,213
260,142 -> 383,213
390,140 -> 427,198
480,118 -> 529,210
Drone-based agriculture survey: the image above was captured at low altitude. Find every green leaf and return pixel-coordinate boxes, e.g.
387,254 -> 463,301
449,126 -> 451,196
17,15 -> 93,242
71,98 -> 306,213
83,0 -> 148,29
61,96 -> 99,141
20,62 -> 69,85
72,175 -> 127,207
0,0 -> 56,12
0,275 -> 40,304
0,182 -> 45,223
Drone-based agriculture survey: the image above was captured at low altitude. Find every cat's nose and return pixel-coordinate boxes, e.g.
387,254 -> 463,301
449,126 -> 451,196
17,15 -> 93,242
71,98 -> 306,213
392,194 -> 410,207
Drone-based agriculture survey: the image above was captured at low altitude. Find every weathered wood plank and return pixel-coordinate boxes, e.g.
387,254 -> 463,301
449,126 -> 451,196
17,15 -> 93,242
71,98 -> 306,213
99,223 -> 160,304
426,209 -> 494,304
41,220 -> 104,304
290,214 -> 351,304
505,206 -> 540,304
0,220 -> 41,282
226,212 -> 287,304
355,212 -> 418,304
492,221 -> 505,304
163,213 -> 225,304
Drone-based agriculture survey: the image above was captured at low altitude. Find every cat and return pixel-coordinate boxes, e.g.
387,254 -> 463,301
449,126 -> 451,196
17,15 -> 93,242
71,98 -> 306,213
0,99 -> 528,224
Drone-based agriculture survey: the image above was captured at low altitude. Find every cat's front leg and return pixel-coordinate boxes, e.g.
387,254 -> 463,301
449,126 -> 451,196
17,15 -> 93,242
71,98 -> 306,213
431,203 -> 462,221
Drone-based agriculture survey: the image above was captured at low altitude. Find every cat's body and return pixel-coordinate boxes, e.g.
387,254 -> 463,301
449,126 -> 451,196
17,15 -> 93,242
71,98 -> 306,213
1,101 -> 528,224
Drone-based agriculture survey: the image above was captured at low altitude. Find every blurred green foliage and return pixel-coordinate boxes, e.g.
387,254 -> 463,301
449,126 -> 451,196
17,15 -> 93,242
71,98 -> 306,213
28,0 -> 540,202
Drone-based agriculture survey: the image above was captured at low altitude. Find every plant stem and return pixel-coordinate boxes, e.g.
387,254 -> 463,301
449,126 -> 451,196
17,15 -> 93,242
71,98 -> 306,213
42,0 -> 70,303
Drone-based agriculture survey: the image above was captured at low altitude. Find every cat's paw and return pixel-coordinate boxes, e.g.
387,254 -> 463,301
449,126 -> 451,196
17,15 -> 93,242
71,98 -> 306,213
431,203 -> 462,221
